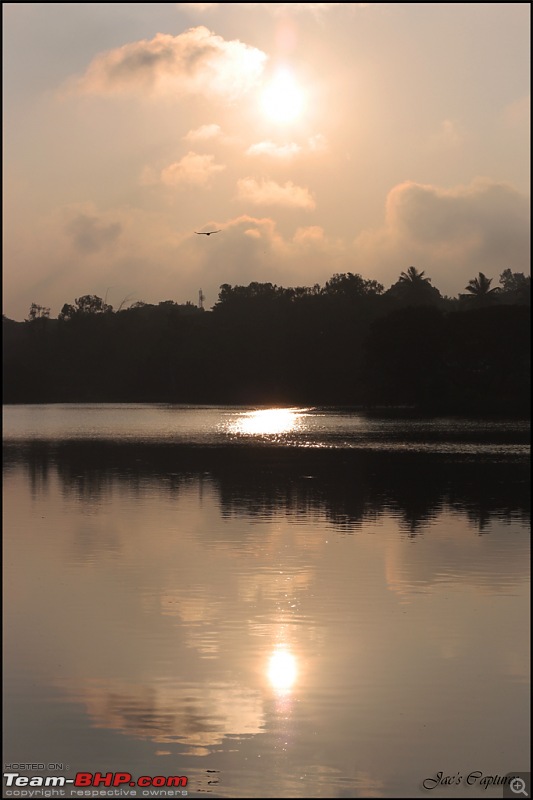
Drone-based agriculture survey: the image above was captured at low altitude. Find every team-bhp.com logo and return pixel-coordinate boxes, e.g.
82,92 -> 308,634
3,772 -> 188,796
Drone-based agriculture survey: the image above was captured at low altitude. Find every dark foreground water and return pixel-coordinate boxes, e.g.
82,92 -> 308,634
3,405 -> 530,798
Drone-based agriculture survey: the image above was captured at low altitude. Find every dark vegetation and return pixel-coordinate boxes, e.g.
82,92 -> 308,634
3,268 -> 530,416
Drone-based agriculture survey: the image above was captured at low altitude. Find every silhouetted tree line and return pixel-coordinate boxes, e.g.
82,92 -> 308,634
3,268 -> 530,415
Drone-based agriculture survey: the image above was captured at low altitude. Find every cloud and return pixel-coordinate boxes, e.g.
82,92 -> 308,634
66,213 -> 122,254
307,134 -> 328,152
188,215 -> 346,296
245,135 -> 326,160
183,123 -> 223,141
246,141 -> 302,159
4,202 -> 200,318
4,202 -> 346,320
293,225 -> 327,246
69,27 -> 267,100
236,178 -> 316,209
354,177 -> 530,293
5,177 -> 528,322
386,178 -> 528,247
428,119 -> 464,151
159,152 -> 226,186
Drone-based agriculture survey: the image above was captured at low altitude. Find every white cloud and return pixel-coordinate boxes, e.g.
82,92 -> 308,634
160,152 -> 226,186
245,141 -> 302,159
184,123 -> 223,141
236,178 -> 316,209
68,27 -> 267,101
246,135 -> 327,160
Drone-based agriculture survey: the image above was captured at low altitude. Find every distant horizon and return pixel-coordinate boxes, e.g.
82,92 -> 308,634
4,266 -> 529,323
3,3 -> 530,321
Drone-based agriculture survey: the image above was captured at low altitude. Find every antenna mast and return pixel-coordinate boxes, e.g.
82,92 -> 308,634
198,289 -> 205,309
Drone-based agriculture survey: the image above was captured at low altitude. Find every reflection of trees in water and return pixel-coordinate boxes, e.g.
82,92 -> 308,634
216,451 -> 529,536
5,441 -> 53,498
4,442 -> 529,535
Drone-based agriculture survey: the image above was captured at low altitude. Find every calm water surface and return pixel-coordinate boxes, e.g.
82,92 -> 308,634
3,405 -> 530,798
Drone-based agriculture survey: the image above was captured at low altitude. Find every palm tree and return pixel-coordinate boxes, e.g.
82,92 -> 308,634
399,266 -> 432,286
388,266 -> 442,307
464,272 -> 499,299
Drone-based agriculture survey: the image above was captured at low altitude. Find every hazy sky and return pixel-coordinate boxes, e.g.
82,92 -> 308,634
3,3 -> 530,319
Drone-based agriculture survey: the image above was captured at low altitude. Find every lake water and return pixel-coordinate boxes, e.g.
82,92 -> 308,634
3,405 -> 530,798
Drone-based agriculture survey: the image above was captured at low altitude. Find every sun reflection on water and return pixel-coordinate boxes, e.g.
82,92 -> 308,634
230,408 -> 304,437
268,647 -> 298,694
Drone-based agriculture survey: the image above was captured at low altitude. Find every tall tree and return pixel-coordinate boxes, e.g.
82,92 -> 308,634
398,266 -> 432,286
386,267 -> 442,307
499,269 -> 530,304
74,295 -> 114,314
463,273 -> 499,301
26,303 -> 50,322
323,272 -> 384,298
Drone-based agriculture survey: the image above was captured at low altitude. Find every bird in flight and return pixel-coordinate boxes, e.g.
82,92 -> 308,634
195,230 -> 221,236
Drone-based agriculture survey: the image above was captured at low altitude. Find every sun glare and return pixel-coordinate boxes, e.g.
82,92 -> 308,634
232,408 -> 302,436
260,69 -> 305,124
268,648 -> 298,693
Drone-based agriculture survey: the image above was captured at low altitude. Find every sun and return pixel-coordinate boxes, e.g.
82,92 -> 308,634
260,68 -> 305,124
